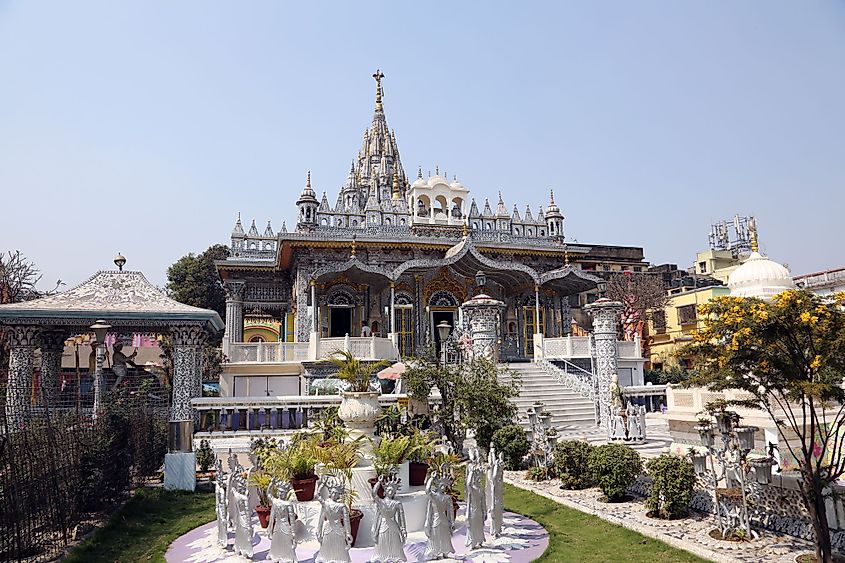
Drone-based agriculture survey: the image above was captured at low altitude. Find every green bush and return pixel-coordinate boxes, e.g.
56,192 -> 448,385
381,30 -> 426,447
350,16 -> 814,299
526,466 -> 552,481
196,439 -> 215,473
492,424 -> 530,470
587,443 -> 642,501
645,454 -> 696,519
553,440 -> 594,490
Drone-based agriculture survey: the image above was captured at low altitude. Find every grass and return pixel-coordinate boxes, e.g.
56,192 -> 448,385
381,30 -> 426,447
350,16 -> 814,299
503,482 -> 708,562
64,487 -> 215,563
65,481 -> 708,562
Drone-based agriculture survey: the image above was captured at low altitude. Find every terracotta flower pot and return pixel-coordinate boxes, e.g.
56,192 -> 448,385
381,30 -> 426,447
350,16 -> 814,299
256,505 -> 271,528
291,475 -> 318,502
409,462 -> 429,486
349,508 -> 364,546
368,477 -> 386,498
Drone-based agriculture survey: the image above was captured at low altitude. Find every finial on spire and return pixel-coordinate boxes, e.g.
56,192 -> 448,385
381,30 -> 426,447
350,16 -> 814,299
498,191 -> 504,204
351,234 -> 357,258
392,169 -> 400,199
749,216 -> 759,253
373,69 -> 385,112
550,190 -> 556,205
435,165 -> 440,176
306,170 -> 311,189
417,166 -> 423,179
462,217 -> 469,238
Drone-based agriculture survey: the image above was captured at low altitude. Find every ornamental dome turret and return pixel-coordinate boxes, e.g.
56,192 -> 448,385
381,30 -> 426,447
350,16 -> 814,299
728,252 -> 795,300
296,171 -> 319,228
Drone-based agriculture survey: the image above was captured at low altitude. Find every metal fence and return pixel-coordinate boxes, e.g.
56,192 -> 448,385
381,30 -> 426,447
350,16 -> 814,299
0,370 -> 168,562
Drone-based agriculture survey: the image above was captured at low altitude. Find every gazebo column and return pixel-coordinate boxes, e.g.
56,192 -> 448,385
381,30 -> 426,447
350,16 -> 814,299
39,330 -> 66,409
165,324 -> 204,491
222,281 -> 245,356
4,326 -> 39,430
586,298 -> 623,434
533,285 -> 544,360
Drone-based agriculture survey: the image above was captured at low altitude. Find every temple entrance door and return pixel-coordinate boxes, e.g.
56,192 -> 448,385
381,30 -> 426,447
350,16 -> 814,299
329,306 -> 353,337
523,307 -> 545,356
431,309 -> 455,360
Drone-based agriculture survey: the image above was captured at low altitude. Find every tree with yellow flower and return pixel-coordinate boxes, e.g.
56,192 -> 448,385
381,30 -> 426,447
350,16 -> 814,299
682,289 -> 845,563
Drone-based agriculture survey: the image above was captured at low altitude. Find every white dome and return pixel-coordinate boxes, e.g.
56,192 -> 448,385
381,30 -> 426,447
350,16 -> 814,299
728,252 -> 794,300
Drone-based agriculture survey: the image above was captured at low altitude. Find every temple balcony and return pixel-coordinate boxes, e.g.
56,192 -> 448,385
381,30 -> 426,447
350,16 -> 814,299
541,335 -> 643,360
225,335 -> 400,365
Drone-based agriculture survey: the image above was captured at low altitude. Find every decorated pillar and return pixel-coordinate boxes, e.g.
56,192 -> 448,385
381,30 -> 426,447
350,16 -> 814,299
533,284 -> 544,359
222,281 -> 245,354
585,298 -> 623,432
39,330 -> 66,409
4,325 -> 39,429
295,268 -> 310,342
460,293 -> 505,361
165,324 -> 205,491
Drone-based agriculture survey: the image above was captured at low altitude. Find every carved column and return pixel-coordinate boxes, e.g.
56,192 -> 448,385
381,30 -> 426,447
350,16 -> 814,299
39,330 -> 66,408
585,299 -> 623,432
170,325 -> 205,424
223,281 -> 245,354
295,268 -> 310,342
561,295 -> 572,336
5,326 -> 39,429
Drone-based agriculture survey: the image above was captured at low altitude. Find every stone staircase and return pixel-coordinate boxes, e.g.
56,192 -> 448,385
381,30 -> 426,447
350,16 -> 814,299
503,362 -> 597,430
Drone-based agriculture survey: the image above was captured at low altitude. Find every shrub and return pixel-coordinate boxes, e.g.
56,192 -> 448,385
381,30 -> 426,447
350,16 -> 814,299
196,439 -> 215,473
492,424 -> 530,470
553,440 -> 594,490
526,466 -> 552,482
587,443 -> 642,501
645,454 -> 696,519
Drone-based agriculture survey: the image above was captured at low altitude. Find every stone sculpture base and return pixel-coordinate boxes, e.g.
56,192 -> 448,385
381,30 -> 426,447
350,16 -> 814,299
164,452 -> 197,492
166,507 -> 549,562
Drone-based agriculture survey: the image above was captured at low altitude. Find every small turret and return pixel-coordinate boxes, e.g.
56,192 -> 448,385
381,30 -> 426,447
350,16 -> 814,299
545,190 -> 564,239
248,219 -> 260,237
296,171 -> 319,230
263,220 -> 274,237
231,213 -> 245,237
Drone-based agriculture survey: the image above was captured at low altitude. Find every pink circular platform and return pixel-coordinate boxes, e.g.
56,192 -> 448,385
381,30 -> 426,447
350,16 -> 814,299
166,507 -> 548,562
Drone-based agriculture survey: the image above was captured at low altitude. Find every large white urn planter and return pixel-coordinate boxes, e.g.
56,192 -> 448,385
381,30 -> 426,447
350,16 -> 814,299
339,390 -> 381,455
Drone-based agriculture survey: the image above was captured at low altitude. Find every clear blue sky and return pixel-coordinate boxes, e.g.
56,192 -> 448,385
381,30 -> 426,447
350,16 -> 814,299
1,1 -> 843,289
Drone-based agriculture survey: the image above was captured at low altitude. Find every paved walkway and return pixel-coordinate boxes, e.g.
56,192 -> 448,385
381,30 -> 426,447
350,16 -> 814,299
553,413 -> 674,459
505,471 -> 814,563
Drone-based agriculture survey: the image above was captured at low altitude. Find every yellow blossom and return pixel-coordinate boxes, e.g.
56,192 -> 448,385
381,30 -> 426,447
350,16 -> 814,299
810,355 -> 822,370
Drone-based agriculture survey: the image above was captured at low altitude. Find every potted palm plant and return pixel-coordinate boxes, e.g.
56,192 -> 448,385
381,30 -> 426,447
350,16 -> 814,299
369,435 -> 419,496
248,469 -> 273,528
407,429 -> 436,486
324,350 -> 392,448
267,438 -> 319,501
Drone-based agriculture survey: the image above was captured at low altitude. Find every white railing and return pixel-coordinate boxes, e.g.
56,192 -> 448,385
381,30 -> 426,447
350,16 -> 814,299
316,336 -> 399,362
227,342 -> 309,363
192,394 -> 411,433
543,336 -> 642,360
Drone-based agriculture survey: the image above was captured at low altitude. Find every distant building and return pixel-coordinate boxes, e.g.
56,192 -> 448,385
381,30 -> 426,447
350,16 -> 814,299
793,266 -> 845,296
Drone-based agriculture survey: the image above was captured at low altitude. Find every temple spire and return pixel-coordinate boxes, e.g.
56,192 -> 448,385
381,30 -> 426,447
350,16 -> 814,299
373,69 -> 385,112
749,217 -> 759,253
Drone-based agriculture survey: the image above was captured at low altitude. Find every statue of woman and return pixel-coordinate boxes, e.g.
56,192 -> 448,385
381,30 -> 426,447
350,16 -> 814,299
231,471 -> 254,558
487,448 -> 504,538
371,474 -> 408,562
424,467 -> 455,560
314,477 -> 352,563
267,478 -> 298,563
226,450 -> 239,530
464,448 -> 486,550
214,458 -> 229,548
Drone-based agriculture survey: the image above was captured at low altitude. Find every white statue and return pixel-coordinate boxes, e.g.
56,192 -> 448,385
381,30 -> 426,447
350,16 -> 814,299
214,458 -> 229,548
267,478 -> 298,563
232,471 -> 254,558
487,447 -> 504,538
226,450 -> 239,530
424,466 -> 455,560
464,448 -> 486,550
371,474 -> 408,562
315,476 -> 352,563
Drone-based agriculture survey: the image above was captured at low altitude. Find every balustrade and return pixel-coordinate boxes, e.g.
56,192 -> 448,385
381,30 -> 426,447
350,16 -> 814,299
543,336 -> 641,360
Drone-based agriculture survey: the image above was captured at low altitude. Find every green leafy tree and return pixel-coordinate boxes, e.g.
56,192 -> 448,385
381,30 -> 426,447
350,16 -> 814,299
683,290 -> 845,563
645,454 -> 696,519
165,244 -> 229,323
403,353 -> 519,453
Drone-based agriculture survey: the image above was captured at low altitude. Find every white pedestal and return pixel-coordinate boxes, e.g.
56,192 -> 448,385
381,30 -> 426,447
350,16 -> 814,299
164,452 -> 196,491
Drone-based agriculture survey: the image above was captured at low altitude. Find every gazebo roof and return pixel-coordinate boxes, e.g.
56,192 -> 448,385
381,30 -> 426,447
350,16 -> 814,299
0,270 -> 224,332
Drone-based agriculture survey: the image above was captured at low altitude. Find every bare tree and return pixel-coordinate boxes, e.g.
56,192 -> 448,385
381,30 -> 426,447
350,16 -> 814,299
605,272 -> 669,341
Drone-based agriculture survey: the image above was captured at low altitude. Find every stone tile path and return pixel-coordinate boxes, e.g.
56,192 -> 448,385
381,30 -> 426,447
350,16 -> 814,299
505,471 -> 814,563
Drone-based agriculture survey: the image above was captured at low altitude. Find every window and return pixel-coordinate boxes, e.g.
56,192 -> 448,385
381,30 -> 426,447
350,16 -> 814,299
634,266 -> 643,272
652,310 -> 666,334
699,262 -> 707,274
677,304 -> 697,325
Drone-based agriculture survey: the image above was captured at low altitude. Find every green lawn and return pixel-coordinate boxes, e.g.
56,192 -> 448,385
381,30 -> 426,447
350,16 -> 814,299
64,487 -> 215,563
66,483 -> 707,562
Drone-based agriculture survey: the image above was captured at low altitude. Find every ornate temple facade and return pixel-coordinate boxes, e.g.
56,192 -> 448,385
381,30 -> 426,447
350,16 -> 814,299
216,72 -> 647,376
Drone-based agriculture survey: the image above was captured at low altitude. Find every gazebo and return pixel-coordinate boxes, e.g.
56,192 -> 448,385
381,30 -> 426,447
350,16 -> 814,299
0,261 -> 223,490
